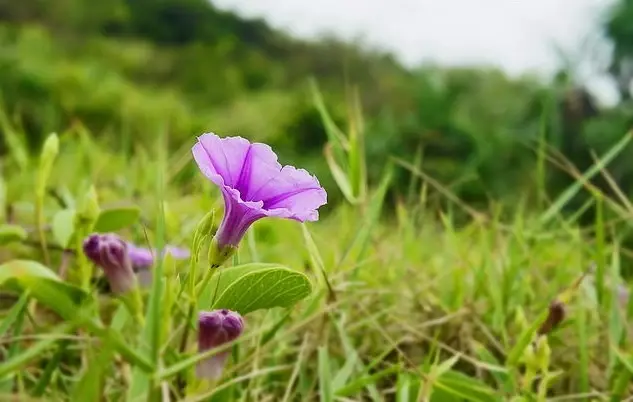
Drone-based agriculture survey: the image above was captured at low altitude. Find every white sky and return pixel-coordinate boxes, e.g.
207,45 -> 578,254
212,0 -> 620,103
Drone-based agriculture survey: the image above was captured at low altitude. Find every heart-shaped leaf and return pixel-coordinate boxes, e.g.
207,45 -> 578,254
93,206 -> 141,232
52,209 -> 76,248
197,263 -> 279,309
209,265 -> 313,315
0,224 -> 27,245
0,260 -> 87,318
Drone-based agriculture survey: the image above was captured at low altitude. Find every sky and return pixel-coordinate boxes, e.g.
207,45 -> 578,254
213,0 -> 621,104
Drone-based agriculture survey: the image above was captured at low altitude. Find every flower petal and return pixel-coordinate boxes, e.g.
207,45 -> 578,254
196,352 -> 230,380
257,166 -> 327,221
164,246 -> 191,260
127,243 -> 190,270
193,132 -> 328,250
126,243 -> 154,268
192,134 -> 253,188
232,143 -> 283,200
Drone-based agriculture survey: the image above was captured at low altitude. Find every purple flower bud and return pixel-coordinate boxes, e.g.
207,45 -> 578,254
196,309 -> 244,379
83,233 -> 136,294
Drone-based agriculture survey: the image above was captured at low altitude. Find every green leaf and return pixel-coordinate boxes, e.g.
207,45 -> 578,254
0,106 -> 29,171
335,365 -> 401,397
0,261 -> 152,374
209,265 -> 312,315
31,340 -> 69,397
539,131 -> 632,225
36,133 -> 59,198
52,209 -> 76,248
0,260 -> 87,319
340,165 -> 393,267
0,292 -> 29,337
0,224 -> 27,245
197,263 -> 280,310
471,341 -> 514,393
93,206 -> 141,232
318,347 -> 334,402
0,174 -> 6,221
432,370 -> 501,402
324,144 -> 356,204
310,79 -> 348,156
613,347 -> 633,374
396,372 -> 412,402
332,353 -> 357,392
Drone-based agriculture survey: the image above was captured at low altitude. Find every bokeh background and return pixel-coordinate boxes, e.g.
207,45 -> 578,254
1,0 -> 632,214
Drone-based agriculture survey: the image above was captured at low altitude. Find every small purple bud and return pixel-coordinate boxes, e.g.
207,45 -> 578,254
196,309 -> 244,379
83,233 -> 136,294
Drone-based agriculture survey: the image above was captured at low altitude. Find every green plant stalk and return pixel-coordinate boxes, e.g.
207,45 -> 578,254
74,224 -> 92,290
177,264 -> 220,394
35,194 -> 50,266
536,370 -> 551,402
521,368 -> 536,395
594,194 -> 606,308
609,367 -> 631,402
121,287 -> 146,326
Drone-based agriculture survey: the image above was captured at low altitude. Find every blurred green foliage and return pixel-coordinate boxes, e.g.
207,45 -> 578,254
0,0 -> 633,212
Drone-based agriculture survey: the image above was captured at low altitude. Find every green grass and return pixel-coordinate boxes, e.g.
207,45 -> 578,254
1,118 -> 633,401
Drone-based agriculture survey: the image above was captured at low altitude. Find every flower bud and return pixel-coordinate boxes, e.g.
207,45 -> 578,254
196,309 -> 244,379
83,233 -> 136,294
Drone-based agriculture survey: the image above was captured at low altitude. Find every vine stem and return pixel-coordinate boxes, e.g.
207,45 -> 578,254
176,264 -> 220,396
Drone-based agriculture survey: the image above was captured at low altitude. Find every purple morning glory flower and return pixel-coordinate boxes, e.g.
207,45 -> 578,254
126,243 -> 191,269
83,233 -> 190,289
83,233 -> 136,294
127,242 -> 190,287
197,309 -> 244,379
192,133 -> 327,266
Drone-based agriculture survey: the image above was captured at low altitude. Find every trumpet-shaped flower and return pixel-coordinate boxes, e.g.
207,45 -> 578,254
196,309 -> 244,379
192,133 -> 327,266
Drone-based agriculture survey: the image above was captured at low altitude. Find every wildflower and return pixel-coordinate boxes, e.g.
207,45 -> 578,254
192,133 -> 327,267
127,243 -> 190,286
83,233 -> 136,294
84,233 -> 190,289
196,309 -> 244,379
127,243 -> 191,269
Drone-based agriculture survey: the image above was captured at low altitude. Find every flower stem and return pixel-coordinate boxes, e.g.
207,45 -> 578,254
74,224 -> 91,290
35,197 -> 50,266
177,264 -> 220,394
121,287 -> 145,326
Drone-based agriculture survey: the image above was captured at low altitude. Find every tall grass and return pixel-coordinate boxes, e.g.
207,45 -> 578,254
0,102 -> 632,402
